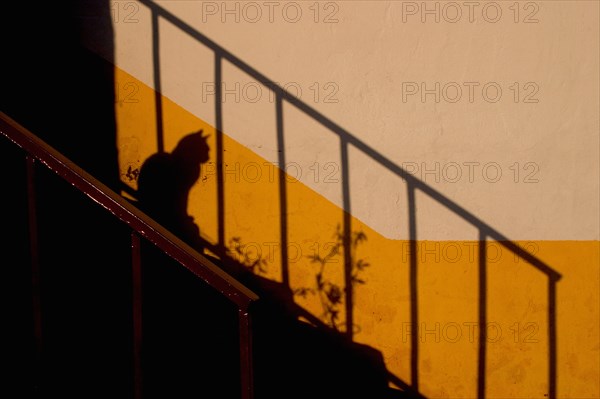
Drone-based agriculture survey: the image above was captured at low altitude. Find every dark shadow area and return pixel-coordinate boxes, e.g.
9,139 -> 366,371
130,132 -> 417,398
1,132 -> 134,398
0,136 -> 37,394
138,241 -> 241,398
140,243 -> 409,398
1,1 -> 119,189
34,161 -> 133,398
407,186 -> 420,391
1,1 -> 134,397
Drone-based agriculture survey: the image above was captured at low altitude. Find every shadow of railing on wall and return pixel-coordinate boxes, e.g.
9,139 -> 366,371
137,1 -> 561,397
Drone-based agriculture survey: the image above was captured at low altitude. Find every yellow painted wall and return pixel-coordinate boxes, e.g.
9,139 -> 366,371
115,67 -> 599,398
102,1 -> 600,397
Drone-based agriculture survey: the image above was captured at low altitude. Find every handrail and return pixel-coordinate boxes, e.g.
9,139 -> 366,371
0,111 -> 258,309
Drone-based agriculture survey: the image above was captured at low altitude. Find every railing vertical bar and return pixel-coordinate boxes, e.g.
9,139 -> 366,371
131,232 -> 143,399
548,278 -> 557,399
215,54 -> 225,247
340,139 -> 353,339
26,155 -> 43,389
151,9 -> 164,153
238,309 -> 254,399
275,95 -> 289,287
407,184 -> 419,390
478,232 -> 487,399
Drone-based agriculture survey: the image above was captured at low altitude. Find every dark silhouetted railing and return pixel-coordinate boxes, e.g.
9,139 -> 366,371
0,112 -> 258,399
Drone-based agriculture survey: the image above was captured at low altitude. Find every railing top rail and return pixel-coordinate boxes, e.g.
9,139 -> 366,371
137,0 -> 560,281
0,112 -> 259,309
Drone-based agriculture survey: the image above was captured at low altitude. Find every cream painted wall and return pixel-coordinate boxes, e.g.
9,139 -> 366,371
99,0 -> 600,398
97,3 -> 600,396
112,0 -> 599,241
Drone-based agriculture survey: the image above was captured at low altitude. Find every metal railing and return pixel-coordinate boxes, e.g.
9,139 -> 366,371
0,112 -> 258,399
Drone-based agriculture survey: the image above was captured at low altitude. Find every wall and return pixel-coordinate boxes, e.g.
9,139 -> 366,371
103,1 -> 598,397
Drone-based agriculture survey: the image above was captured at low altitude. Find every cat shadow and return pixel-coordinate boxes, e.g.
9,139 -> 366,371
133,131 -> 412,398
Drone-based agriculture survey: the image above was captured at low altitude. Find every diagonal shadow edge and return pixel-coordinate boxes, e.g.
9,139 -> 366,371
136,1 -> 562,397
137,0 -> 560,281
